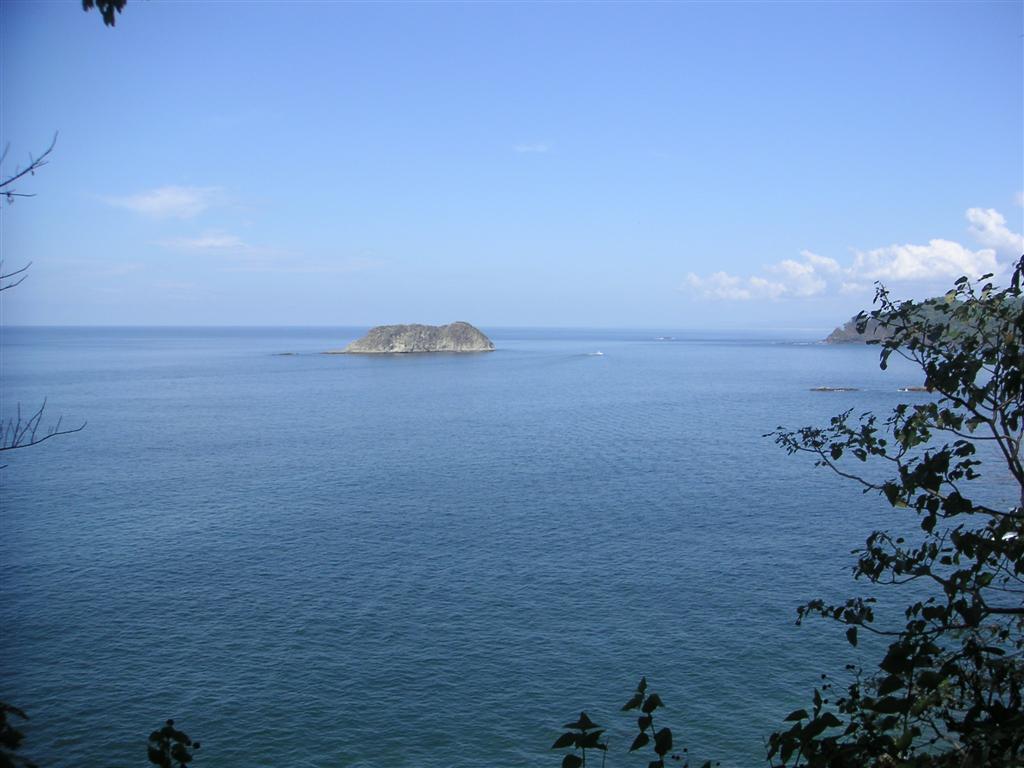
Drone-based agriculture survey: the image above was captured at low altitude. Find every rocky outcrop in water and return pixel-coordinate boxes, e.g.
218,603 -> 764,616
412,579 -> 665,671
334,321 -> 495,354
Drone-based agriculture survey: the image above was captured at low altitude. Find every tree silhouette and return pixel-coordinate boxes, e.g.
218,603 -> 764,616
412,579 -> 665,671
766,257 -> 1024,766
82,0 -> 127,27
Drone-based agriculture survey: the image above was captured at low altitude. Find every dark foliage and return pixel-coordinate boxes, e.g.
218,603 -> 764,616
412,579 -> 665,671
551,710 -> 607,768
0,703 -> 35,768
552,679 -> 718,768
82,0 -> 127,27
766,257 -> 1024,766
147,720 -> 200,768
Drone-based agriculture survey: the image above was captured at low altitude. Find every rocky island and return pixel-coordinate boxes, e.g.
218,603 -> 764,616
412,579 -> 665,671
331,321 -> 495,354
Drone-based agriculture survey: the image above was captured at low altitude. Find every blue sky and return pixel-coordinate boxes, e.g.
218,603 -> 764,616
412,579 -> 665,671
1,0 -> 1021,329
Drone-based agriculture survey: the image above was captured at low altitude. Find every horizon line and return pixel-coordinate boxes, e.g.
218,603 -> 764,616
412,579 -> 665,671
1,322 -> 835,334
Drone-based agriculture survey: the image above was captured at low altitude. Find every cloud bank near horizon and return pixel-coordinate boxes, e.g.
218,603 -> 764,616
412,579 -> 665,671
104,186 -> 222,219
685,208 -> 1023,302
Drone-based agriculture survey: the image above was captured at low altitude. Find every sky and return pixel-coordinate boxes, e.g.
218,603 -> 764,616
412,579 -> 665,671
0,0 -> 1021,330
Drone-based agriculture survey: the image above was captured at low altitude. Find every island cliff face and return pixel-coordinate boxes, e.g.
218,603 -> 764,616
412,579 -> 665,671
339,321 -> 495,353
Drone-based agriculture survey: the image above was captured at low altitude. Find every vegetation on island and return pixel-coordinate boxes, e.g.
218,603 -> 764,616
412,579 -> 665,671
825,315 -> 895,344
337,321 -> 495,354
824,293 -> 1023,345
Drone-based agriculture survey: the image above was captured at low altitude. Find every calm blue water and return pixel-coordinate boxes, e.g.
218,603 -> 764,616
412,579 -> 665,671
1,327 -> 1008,767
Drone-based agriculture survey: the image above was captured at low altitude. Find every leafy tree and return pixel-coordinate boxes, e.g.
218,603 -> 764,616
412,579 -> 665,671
766,257 -> 1024,766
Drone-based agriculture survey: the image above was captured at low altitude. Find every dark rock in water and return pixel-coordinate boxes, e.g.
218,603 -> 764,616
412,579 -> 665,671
331,321 -> 495,354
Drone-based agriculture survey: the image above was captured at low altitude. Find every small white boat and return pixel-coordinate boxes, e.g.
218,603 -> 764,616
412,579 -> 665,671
588,351 -> 605,356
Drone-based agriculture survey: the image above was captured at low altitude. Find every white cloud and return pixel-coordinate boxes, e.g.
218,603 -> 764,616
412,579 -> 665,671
159,234 -> 382,276
105,186 -> 221,219
748,276 -> 787,299
800,250 -> 841,274
850,239 -> 998,282
685,271 -> 748,300
684,207 -> 1020,302
513,142 -> 550,153
965,207 -> 1024,255
685,271 -> 785,301
219,256 -> 382,274
160,232 -> 249,252
770,258 -> 828,297
686,251 -> 834,301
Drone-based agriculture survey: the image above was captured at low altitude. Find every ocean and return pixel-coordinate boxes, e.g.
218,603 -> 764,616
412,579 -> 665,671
1,326 -> 1002,767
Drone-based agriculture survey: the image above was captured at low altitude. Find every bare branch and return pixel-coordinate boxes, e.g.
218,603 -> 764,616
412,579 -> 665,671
0,261 -> 32,292
0,133 -> 57,203
0,399 -> 86,464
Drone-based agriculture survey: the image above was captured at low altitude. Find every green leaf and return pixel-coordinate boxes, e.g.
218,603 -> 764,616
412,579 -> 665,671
641,693 -> 663,714
870,696 -> 909,714
170,743 -> 192,763
653,727 -> 673,757
622,692 -> 644,711
563,712 -> 599,731
551,732 -> 576,750
781,738 -> 796,764
846,626 -> 858,647
578,730 -> 605,749
818,712 -> 842,729
562,755 -> 583,768
894,729 -> 913,752
882,482 -> 906,508
916,670 -> 943,688
629,732 -> 650,751
803,717 -> 833,740
784,709 -> 808,722
878,675 -> 904,695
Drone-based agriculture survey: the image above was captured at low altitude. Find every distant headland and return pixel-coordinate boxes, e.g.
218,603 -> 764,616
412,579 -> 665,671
328,321 -> 495,354
824,315 -> 892,344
